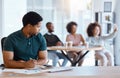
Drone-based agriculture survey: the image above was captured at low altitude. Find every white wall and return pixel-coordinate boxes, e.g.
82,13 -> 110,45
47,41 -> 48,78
0,0 -> 3,37
0,0 -> 27,64
0,0 -> 3,65
3,0 -> 27,37
93,0 -> 120,65
92,0 -> 113,22
92,0 -> 103,12
114,0 -> 120,65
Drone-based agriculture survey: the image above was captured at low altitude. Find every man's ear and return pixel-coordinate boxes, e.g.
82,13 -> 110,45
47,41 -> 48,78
46,25 -> 49,29
26,24 -> 33,30
27,24 -> 32,27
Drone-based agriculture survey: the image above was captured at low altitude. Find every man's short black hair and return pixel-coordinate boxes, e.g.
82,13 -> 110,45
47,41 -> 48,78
22,11 -> 43,26
46,22 -> 52,27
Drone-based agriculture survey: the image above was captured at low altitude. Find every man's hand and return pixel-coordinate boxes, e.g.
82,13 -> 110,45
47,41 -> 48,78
114,24 -> 118,32
24,60 -> 36,68
56,41 -> 63,46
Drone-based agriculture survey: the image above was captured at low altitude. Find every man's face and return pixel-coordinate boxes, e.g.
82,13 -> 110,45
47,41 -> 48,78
30,22 -> 41,35
47,23 -> 54,33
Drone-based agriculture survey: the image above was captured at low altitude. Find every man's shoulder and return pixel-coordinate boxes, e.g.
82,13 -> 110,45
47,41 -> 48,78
7,30 -> 21,39
44,33 -> 56,37
4,30 -> 21,46
36,33 -> 45,40
35,33 -> 46,45
36,33 -> 43,37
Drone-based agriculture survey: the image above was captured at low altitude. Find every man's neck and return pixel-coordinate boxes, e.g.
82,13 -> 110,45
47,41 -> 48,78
48,31 -> 53,33
22,27 -> 31,38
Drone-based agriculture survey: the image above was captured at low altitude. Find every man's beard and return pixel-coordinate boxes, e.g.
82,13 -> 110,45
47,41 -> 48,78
49,30 -> 54,33
30,32 -> 38,37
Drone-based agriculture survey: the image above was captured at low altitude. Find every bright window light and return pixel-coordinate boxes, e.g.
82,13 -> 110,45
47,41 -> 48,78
70,0 -> 91,11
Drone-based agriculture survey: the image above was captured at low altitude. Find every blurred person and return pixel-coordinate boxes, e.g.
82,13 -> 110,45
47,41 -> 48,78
66,21 -> 86,66
3,11 -> 47,68
44,22 -> 68,67
87,22 -> 118,66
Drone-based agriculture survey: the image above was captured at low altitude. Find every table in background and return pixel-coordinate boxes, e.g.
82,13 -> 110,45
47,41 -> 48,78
47,46 -> 103,66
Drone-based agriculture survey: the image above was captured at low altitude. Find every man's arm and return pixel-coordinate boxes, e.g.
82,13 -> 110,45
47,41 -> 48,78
55,35 -> 63,46
56,41 -> 63,46
36,50 -> 48,65
3,51 -> 36,68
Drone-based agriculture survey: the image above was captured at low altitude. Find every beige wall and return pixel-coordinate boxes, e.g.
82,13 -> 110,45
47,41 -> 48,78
0,0 -> 3,64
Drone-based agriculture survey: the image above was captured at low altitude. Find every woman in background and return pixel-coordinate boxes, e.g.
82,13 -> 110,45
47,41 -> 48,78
66,21 -> 86,66
87,22 -> 118,66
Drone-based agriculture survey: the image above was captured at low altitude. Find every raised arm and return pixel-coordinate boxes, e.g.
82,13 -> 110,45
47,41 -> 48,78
101,25 -> 118,40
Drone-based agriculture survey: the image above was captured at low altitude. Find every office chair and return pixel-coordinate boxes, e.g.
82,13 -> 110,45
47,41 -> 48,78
0,37 -> 7,67
1,37 -> 7,51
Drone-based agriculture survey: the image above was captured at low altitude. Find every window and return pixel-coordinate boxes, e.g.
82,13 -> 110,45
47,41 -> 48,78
27,0 -> 92,42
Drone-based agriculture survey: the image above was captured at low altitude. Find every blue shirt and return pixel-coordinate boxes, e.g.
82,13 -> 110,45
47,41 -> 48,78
3,30 -> 47,61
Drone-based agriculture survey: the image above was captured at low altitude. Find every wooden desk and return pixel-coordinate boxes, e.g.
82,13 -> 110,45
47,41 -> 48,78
1,66 -> 120,78
47,46 -> 103,66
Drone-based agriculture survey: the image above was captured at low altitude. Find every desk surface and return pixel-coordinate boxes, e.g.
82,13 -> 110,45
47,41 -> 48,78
1,66 -> 120,78
47,46 -> 103,52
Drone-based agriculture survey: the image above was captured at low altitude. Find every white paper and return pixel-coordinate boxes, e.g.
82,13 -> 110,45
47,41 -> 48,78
3,67 -> 72,74
43,67 -> 73,73
3,68 -> 45,74
15,69 -> 42,74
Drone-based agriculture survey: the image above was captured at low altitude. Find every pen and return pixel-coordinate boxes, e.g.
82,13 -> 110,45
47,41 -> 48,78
1,67 -> 5,70
48,68 -> 72,73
